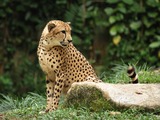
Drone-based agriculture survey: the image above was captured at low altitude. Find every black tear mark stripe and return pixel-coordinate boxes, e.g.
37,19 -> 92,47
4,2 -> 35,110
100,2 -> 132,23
46,80 -> 50,84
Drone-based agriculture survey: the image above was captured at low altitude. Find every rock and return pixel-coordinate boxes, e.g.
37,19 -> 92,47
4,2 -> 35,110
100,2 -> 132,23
66,82 -> 160,110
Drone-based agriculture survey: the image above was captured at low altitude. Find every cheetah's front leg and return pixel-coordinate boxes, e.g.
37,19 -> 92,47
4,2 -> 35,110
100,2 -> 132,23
46,74 -> 65,112
45,76 -> 55,112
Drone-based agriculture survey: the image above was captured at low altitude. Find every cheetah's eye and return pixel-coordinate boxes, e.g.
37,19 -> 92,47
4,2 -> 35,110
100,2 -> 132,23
61,30 -> 66,34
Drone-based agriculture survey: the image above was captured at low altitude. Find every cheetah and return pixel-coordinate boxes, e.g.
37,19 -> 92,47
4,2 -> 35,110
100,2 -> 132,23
37,20 -> 102,112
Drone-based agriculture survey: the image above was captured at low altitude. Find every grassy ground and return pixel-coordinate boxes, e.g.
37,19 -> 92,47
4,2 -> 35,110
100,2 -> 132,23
0,64 -> 160,120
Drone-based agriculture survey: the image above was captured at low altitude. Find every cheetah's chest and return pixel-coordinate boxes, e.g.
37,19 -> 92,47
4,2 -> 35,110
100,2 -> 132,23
38,47 -> 65,75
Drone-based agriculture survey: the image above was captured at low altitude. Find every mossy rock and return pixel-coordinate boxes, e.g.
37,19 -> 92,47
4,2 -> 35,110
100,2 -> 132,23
64,84 -> 115,111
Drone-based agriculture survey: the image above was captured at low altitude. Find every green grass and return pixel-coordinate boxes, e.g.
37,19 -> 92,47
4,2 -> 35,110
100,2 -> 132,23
102,63 -> 160,83
0,64 -> 160,120
0,93 -> 160,120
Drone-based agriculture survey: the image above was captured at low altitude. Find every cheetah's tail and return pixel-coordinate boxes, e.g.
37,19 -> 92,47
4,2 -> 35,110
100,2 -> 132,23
127,66 -> 138,84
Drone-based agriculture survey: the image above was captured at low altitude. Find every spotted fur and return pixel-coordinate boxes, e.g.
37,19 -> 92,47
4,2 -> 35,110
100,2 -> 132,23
37,20 -> 102,112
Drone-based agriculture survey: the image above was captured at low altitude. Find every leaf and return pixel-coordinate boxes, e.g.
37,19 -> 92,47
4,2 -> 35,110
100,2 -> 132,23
149,41 -> 160,48
116,13 -> 124,21
122,0 -> 134,5
130,21 -> 141,30
117,3 -> 127,13
113,35 -> 121,46
155,35 -> 160,40
109,16 -> 116,24
130,3 -> 145,13
104,7 -> 114,15
158,51 -> 160,59
118,24 -> 126,33
107,0 -> 119,4
146,0 -> 158,7
110,26 -> 117,36
110,24 -> 126,36
147,12 -> 158,18
25,12 -> 31,20
143,16 -> 152,28
56,0 -> 67,4
5,7 -> 13,14
30,3 -> 38,8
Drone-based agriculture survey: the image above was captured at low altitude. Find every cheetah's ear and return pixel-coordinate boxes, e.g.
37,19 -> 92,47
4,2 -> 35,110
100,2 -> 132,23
66,22 -> 71,25
48,23 -> 56,32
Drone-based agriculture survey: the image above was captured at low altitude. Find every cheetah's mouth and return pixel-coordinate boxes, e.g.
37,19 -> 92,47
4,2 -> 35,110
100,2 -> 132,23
60,41 -> 68,47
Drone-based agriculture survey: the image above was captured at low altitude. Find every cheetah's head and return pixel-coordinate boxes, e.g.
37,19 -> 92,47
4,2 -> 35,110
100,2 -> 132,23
40,20 -> 72,48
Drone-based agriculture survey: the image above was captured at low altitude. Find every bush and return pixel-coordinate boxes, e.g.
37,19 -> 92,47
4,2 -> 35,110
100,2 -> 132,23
0,0 -> 159,96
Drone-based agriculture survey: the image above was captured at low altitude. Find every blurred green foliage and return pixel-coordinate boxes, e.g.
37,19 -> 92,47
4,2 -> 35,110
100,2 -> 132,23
0,0 -> 160,96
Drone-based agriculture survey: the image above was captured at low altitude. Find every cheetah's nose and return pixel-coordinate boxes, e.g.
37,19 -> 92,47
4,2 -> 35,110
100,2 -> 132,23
68,39 -> 72,43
